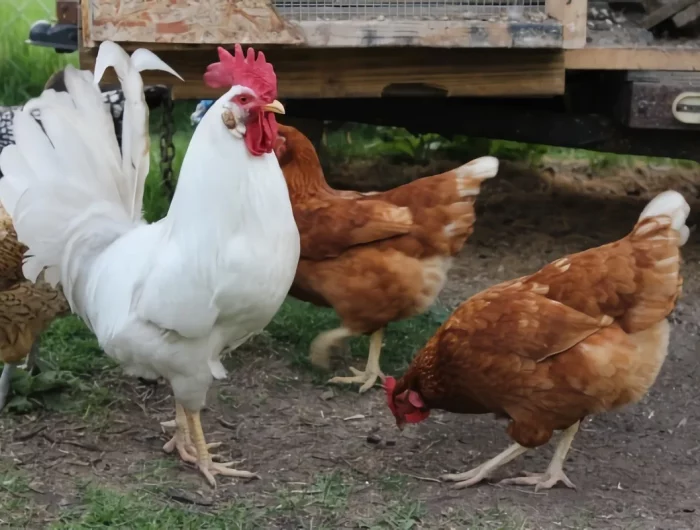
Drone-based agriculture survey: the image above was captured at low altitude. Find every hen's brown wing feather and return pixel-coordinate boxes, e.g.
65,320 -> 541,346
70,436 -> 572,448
442,281 -> 613,363
295,199 -> 414,260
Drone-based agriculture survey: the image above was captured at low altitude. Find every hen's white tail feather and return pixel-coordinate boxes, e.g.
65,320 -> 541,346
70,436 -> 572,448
639,190 -> 691,246
0,41 -> 180,315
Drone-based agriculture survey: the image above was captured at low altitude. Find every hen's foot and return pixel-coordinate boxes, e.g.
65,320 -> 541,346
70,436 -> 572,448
328,366 -> 384,394
187,409 -> 260,488
327,329 -> 385,393
498,421 -> 580,492
498,470 -> 576,491
440,463 -> 490,489
440,443 -> 529,489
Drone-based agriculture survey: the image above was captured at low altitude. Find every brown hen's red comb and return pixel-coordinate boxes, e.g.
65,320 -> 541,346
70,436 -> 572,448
203,44 -> 277,102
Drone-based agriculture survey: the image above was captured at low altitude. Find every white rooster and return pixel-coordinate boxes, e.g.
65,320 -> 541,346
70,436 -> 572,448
0,42 -> 300,487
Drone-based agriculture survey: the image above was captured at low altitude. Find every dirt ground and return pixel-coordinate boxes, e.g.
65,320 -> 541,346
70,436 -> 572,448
1,158 -> 699,529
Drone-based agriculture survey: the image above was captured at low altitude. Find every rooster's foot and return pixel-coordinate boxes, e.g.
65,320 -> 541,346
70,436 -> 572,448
498,470 -> 576,491
198,460 -> 261,488
162,417 -> 223,462
186,409 -> 260,488
328,367 -> 384,394
163,430 -> 198,464
162,404 -> 223,465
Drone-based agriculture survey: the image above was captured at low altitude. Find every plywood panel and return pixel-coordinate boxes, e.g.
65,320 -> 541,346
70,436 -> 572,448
82,0 -> 563,48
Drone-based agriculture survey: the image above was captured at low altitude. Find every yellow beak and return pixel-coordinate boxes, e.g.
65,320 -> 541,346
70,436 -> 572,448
263,100 -> 285,115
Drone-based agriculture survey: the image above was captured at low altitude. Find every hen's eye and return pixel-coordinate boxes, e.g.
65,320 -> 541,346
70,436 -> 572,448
239,96 -> 248,104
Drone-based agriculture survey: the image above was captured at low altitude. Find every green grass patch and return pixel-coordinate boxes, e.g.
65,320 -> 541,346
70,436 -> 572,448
265,297 -> 451,378
51,485 -> 262,529
2,316 -> 120,419
0,0 -> 78,106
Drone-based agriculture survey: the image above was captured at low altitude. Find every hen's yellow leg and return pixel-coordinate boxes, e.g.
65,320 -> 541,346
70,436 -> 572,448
498,421 -> 579,491
186,409 -> 260,488
328,329 -> 385,393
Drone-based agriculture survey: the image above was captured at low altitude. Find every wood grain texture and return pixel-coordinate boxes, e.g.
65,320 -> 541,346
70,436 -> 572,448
565,47 -> 700,70
82,0 -> 305,47
82,48 -> 565,98
545,0 -> 587,48
639,0 -> 700,29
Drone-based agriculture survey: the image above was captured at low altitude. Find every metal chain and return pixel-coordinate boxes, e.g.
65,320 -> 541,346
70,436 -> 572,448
159,89 -> 176,200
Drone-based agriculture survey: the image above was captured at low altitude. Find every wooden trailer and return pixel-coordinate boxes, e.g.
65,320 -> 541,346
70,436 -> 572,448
37,1 -> 700,160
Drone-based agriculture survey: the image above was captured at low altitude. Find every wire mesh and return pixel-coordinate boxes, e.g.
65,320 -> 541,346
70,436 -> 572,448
274,0 -> 547,22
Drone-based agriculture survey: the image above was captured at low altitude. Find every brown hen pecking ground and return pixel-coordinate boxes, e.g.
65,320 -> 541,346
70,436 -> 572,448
0,157 -> 698,529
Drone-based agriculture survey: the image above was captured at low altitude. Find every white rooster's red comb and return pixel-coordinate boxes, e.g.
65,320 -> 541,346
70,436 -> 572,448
203,44 -> 277,102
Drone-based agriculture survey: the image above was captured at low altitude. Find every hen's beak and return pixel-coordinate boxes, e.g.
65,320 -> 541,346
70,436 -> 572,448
263,100 -> 285,115
396,419 -> 406,432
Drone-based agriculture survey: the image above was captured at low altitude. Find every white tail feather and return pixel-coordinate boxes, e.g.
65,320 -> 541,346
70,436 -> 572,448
639,190 -> 691,246
93,41 -> 183,221
0,42 -> 180,313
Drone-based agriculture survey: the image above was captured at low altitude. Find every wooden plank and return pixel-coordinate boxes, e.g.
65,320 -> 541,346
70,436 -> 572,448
56,0 -> 78,25
565,47 -> 700,70
82,0 -> 563,48
80,48 -> 565,98
545,0 -> 587,49
672,1 -> 700,27
639,0 -> 700,29
291,20 -> 562,48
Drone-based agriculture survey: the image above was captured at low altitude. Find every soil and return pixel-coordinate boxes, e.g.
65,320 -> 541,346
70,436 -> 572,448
1,158 -> 699,529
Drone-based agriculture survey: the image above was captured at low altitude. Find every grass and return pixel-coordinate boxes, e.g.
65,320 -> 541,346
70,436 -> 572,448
0,462 -> 536,529
0,0 -> 78,106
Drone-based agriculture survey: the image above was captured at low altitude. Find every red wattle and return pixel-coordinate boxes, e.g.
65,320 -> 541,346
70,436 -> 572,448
244,111 -> 279,157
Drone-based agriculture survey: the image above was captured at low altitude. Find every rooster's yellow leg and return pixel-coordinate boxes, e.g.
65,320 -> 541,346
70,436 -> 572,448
328,329 -> 385,393
440,443 -> 529,489
162,402 -> 198,463
186,408 -> 260,488
498,421 -> 579,491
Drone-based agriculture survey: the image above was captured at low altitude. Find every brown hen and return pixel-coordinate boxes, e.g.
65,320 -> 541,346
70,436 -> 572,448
0,204 -> 69,410
385,190 -> 689,490
275,124 -> 498,392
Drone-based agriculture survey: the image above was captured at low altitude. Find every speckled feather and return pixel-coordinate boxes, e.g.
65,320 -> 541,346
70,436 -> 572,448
0,204 -> 69,363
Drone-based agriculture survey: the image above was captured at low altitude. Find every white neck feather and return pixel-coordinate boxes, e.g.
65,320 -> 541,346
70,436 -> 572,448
165,99 -> 290,242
